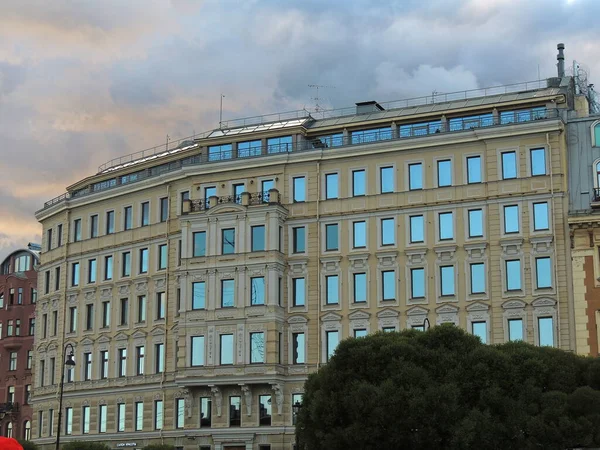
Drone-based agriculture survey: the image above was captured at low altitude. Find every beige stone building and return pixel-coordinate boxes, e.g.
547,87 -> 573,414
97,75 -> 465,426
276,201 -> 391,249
33,77 -> 577,449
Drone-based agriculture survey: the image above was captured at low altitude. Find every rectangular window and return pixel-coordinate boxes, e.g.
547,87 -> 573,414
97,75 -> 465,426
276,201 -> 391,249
472,321 -> 487,344
57,224 -> 63,247
45,270 -> 50,294
120,298 -> 129,325
292,332 -> 305,364
409,215 -> 424,243
47,228 -> 53,251
208,143 -> 233,161
52,311 -> 58,335
504,205 -> 519,234
71,262 -> 80,287
158,244 -> 167,270
122,252 -> 131,277
233,183 -> 245,203
353,221 -> 366,248
382,270 -> 396,301
381,218 -> 395,246
326,330 -> 339,362
508,318 -> 523,341
65,407 -> 73,435
160,197 -> 169,222
470,263 -> 485,294
83,352 -> 92,381
88,259 -> 97,283
135,402 -> 144,431
437,159 -> 452,187
353,273 -> 367,303
533,202 -> 549,231
501,151 -> 517,179
118,348 -> 127,377
117,404 -> 126,432
191,336 -> 205,366
175,398 -> 185,429
293,176 -> 306,202
99,404 -> 108,433
326,275 -> 339,304
29,318 -> 35,336
136,346 -> 145,375
141,201 -> 150,226
267,135 -> 292,153
530,148 -> 546,176
85,304 -> 94,331
156,292 -> 165,320
467,156 -> 482,184
155,343 -> 164,373
538,317 -> 554,347
104,255 -> 113,280
325,224 -> 339,251
354,329 -> 367,338
536,257 -> 552,288
106,210 -> 115,234
506,260 -> 522,291
352,169 -> 366,196
259,395 -> 272,426
237,140 -> 261,158
192,282 -> 205,310
380,166 -> 394,193
90,215 -> 98,238
250,277 -> 265,305
222,228 -> 235,254
468,209 -> 483,238
440,265 -> 455,296
137,295 -> 146,322
42,314 -> 48,338
409,163 -> 423,190
260,180 -> 273,202
250,332 -> 265,363
292,227 -> 305,253
439,212 -> 454,240
292,393 -> 303,425
73,218 -> 82,242
220,334 -> 234,365
193,231 -> 206,257
200,397 -> 212,427
69,307 -> 77,333
411,268 -> 425,299
9,352 -> 17,371
251,225 -> 265,252
293,278 -> 305,307
123,206 -> 133,230
221,279 -> 235,308
229,396 -> 241,427
325,173 -> 339,199
139,248 -> 148,274
154,400 -> 163,430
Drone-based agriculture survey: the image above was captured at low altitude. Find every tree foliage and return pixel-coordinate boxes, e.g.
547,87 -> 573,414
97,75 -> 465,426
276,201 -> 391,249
18,441 -> 39,450
297,325 -> 600,450
62,442 -> 111,450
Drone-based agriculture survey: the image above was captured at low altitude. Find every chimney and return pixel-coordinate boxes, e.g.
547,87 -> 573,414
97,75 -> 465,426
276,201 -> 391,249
557,43 -> 565,78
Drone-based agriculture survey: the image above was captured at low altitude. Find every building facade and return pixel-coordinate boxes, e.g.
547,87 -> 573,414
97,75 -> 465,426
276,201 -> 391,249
0,244 -> 39,440
33,79 -> 578,449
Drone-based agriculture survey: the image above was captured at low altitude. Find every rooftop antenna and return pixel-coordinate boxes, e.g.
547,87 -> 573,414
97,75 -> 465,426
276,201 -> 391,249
166,134 -> 170,152
308,84 -> 335,113
219,94 -> 225,129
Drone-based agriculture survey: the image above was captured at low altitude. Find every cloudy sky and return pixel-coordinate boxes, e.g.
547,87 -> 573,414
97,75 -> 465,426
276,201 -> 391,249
0,0 -> 598,262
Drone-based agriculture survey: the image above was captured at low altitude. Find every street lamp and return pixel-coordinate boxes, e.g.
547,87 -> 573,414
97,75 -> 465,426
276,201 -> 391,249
55,343 -> 75,450
423,318 -> 431,331
292,400 -> 303,450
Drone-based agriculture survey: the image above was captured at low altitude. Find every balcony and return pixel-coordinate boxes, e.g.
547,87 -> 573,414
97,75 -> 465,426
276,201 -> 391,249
183,190 -> 281,214
0,402 -> 19,419
592,189 -> 600,208
0,336 -> 24,350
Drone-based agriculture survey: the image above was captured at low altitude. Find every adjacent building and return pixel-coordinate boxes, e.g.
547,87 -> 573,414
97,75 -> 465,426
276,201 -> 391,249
0,244 -> 39,440
32,69 -> 585,448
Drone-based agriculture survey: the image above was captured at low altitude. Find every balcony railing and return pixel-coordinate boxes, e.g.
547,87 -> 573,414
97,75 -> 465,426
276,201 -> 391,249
0,402 -> 19,416
186,191 -> 277,213
593,188 -> 600,205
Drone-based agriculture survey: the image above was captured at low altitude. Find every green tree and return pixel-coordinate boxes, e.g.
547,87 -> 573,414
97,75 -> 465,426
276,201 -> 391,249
18,441 -> 39,450
297,324 -> 600,450
62,442 -> 111,450
143,445 -> 176,450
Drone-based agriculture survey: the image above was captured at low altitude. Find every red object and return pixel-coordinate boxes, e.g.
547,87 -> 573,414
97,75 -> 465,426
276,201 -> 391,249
0,437 -> 24,450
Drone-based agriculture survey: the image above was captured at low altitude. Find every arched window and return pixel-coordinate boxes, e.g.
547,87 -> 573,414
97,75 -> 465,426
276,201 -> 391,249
596,161 -> 600,189
23,420 -> 31,441
593,121 -> 600,147
6,422 -> 13,438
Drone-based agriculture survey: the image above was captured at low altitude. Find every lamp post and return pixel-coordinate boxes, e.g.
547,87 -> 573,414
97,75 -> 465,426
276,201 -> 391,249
55,343 -> 76,450
292,400 -> 303,450
423,318 -> 431,331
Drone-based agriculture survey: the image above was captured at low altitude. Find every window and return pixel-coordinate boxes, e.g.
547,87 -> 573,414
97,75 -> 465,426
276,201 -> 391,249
380,166 -> 394,193
27,351 -> 32,369
193,231 -> 206,256
158,244 -> 167,270
57,224 -> 63,247
292,278 -> 305,307
221,279 -> 235,308
506,260 -> 522,291
175,398 -> 185,429
154,400 -> 163,430
595,123 -> 600,147
69,307 -> 77,333
530,148 -> 546,176
29,318 -> 35,336
292,227 -> 305,253
251,225 -> 265,252
220,334 -> 234,365
118,348 -> 127,377
139,248 -> 148,273
250,332 -> 265,363
117,403 -> 126,432
259,395 -> 272,426
83,352 -> 92,381
136,346 -> 145,375
85,303 -> 94,330
354,329 -> 367,338
8,320 -> 13,336
438,212 -> 454,240
135,402 -> 144,431
71,262 -> 80,286
73,219 -> 82,242
292,393 -> 303,425
39,360 -> 45,386
15,319 -> 20,336
440,266 -> 455,296
467,156 -> 482,183
250,277 -> 265,305
326,275 -> 339,304
24,420 -> 31,441
504,205 -> 519,234
468,209 -> 483,238
472,321 -> 487,344
25,384 -> 31,404
209,143 -> 233,161
470,263 -> 485,294
233,183 -> 245,203
88,259 -> 97,283
155,343 -> 164,373
200,397 -> 212,427
352,169 -> 366,196
192,282 -> 205,310
191,336 -> 205,366
97,404 -> 108,433
437,159 -> 452,187
353,273 -> 367,303
325,173 -> 339,199
293,176 -> 306,202
106,210 -> 115,234
90,215 -> 98,238
44,270 -> 50,294
260,180 -> 273,202
292,332 -> 305,364
538,317 -> 554,347
411,268 -> 425,299
353,221 -> 366,248
137,295 -> 146,322
409,163 -> 423,190
47,228 -> 53,251
123,206 -> 133,230
325,224 -> 339,251
508,319 -> 523,341
381,218 -> 395,246
52,311 -> 58,335
536,257 -> 552,288
267,135 -> 292,153
31,288 -> 37,304
382,270 -> 396,301
65,407 -> 73,435
120,298 -> 129,325
222,228 -> 235,254
37,411 -> 43,438
122,251 -> 131,277
229,396 -> 241,426
351,127 -> 392,144
156,292 -> 165,319
9,352 -> 17,371
533,202 -> 549,231
501,151 -> 517,179
104,255 -> 113,280
326,330 -> 339,362
159,197 -> 169,222
409,215 -> 424,243
141,201 -> 150,226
